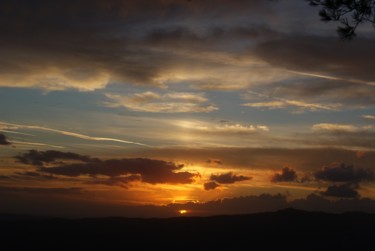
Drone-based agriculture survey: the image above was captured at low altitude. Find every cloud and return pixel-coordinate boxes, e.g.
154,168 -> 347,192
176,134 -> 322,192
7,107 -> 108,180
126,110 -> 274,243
271,167 -> 297,183
362,115 -> 375,120
85,175 -> 141,188
0,186 -> 83,195
0,175 -> 11,180
290,193 -> 375,213
314,163 -> 374,183
204,182 -> 220,191
0,0 -> 283,91
356,151 -> 367,159
306,123 -> 375,150
15,150 -> 95,166
16,150 -> 199,185
312,123 -> 361,133
14,172 -> 57,181
206,159 -> 222,165
105,91 -> 218,113
250,35 -> 375,110
141,147 -> 375,173
0,133 -> 11,145
254,36 -> 375,85
320,183 -> 360,198
262,79 -> 375,108
242,99 -> 339,111
0,121 -> 147,146
171,193 -> 290,216
210,172 -> 251,184
175,120 -> 270,135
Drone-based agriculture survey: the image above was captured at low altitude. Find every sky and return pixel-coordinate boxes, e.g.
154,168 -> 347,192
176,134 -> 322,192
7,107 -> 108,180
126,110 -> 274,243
1,0 -> 375,218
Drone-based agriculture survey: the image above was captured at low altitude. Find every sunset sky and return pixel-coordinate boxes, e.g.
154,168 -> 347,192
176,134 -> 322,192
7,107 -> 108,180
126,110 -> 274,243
1,0 -> 375,218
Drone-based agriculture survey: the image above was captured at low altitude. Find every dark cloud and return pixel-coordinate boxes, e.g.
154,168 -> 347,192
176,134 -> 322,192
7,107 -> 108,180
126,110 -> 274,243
141,147 -> 375,172
85,175 -> 141,188
206,159 -> 222,165
271,167 -> 297,183
294,124 -> 375,150
249,35 -> 375,110
315,163 -> 374,183
41,159 -> 197,184
0,175 -> 11,180
15,150 -> 96,166
0,134 -> 11,145
1,189 -> 375,218
14,171 -> 57,180
257,78 -> 375,108
16,150 -> 198,185
0,186 -> 83,195
143,25 -> 280,50
210,172 -> 251,184
0,0 -> 276,91
291,193 -> 375,213
254,36 -> 375,83
204,181 -> 220,191
321,183 -> 359,198
171,193 -> 290,216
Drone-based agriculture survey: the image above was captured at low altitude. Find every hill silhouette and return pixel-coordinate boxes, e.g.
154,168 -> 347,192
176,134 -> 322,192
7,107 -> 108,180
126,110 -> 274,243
1,208 -> 374,250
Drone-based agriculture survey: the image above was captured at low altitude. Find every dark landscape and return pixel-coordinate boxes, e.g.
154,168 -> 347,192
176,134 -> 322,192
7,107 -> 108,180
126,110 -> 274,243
1,208 -> 374,250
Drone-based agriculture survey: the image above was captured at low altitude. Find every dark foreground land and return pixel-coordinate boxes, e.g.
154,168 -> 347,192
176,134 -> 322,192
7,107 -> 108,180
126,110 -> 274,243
1,208 -> 374,250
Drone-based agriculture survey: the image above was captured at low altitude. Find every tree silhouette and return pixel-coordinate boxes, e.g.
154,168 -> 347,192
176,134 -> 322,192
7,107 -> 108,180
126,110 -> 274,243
307,0 -> 375,40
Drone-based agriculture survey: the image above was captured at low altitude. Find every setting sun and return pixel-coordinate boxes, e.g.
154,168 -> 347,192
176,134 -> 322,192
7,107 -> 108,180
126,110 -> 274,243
179,210 -> 188,215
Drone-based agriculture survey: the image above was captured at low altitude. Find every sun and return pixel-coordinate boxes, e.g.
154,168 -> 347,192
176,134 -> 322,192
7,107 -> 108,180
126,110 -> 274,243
179,209 -> 188,215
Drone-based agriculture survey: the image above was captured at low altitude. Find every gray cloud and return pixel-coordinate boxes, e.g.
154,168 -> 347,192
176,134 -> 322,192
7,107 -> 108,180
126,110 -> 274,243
271,167 -> 297,183
206,159 -> 222,165
15,150 -> 95,166
14,171 -> 57,181
0,0 -> 279,91
0,186 -> 83,195
140,147 -> 375,172
0,134 -> 11,145
0,175 -> 11,180
252,78 -> 375,108
254,36 -> 375,84
246,35 -> 375,110
204,181 -> 220,191
210,172 -> 251,184
315,163 -> 374,183
85,175 -> 141,188
15,150 -> 199,185
321,183 -> 360,198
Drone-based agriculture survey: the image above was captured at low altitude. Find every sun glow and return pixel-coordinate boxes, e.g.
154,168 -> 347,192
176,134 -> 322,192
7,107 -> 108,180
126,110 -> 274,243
179,209 -> 188,214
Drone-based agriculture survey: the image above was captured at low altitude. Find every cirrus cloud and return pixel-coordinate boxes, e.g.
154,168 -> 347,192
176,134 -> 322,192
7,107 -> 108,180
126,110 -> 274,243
105,91 -> 218,113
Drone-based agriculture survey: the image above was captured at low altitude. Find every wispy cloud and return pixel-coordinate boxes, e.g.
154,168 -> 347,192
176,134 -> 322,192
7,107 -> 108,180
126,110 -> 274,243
288,70 -> 375,86
10,141 -> 65,149
312,123 -> 366,133
0,130 -> 35,136
105,91 -> 218,113
175,120 -> 269,134
362,115 -> 375,120
0,121 -> 147,146
242,91 -> 340,112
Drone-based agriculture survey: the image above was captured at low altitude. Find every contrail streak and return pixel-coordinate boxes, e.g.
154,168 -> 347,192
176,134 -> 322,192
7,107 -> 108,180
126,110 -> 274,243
0,121 -> 148,147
